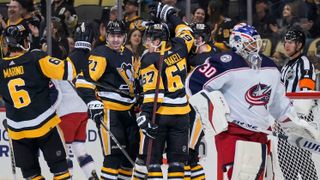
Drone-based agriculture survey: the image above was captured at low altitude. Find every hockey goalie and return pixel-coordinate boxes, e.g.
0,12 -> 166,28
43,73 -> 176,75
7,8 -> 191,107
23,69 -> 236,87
186,23 -> 319,180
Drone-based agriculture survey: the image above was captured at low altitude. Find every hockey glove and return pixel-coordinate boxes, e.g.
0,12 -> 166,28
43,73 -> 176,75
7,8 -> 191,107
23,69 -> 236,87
74,22 -> 95,51
87,100 -> 104,126
148,2 -> 176,22
280,118 -> 320,140
136,114 -> 159,139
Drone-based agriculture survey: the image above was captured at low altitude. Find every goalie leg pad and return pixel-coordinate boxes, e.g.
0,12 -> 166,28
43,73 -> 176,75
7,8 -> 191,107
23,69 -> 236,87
231,141 -> 267,180
189,90 -> 229,136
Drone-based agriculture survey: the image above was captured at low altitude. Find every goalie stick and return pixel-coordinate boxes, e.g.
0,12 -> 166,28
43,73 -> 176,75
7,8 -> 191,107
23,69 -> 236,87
2,119 -> 17,180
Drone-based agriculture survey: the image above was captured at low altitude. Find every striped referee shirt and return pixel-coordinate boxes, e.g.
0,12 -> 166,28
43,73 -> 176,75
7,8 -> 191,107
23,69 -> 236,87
280,55 -> 316,92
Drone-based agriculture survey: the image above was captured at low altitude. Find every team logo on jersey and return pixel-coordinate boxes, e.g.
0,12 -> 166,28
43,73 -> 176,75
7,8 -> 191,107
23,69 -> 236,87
286,69 -> 295,80
245,83 -> 271,109
117,63 -> 134,95
220,55 -> 232,63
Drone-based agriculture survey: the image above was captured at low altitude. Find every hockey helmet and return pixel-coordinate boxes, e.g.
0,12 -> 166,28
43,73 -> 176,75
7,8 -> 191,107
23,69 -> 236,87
3,24 -> 30,49
229,23 -> 262,59
144,23 -> 170,41
190,23 -> 210,45
284,29 -> 306,48
106,20 -> 126,35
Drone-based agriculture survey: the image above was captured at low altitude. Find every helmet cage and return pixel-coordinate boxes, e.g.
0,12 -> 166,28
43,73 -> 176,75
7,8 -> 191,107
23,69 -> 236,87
230,23 -> 262,59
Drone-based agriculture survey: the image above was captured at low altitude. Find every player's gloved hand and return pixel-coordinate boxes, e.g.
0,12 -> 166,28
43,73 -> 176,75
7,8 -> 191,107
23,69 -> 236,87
280,118 -> 320,140
87,100 -> 104,127
74,22 -> 94,51
136,114 -> 158,139
148,2 -> 176,22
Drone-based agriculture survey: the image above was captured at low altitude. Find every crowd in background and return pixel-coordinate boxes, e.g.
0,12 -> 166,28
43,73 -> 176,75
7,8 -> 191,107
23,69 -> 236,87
0,0 -> 319,104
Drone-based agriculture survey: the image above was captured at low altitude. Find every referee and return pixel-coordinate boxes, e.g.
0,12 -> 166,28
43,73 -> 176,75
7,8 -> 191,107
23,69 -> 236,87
278,29 -> 318,180
280,29 -> 316,92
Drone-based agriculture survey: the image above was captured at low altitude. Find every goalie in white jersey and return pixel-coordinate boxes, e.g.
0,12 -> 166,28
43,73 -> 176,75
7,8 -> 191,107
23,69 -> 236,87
186,23 -> 319,180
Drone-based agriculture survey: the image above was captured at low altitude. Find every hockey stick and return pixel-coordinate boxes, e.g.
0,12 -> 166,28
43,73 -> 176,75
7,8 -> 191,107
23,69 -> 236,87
98,118 -> 135,166
2,119 -> 17,180
145,40 -> 167,172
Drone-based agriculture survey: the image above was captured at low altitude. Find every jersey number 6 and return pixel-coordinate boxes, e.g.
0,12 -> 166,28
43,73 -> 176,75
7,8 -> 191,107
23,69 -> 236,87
8,78 -> 31,108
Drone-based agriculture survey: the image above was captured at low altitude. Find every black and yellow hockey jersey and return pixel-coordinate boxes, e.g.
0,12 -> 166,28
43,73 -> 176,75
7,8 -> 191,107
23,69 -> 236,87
140,24 -> 194,116
76,45 -> 136,111
0,50 -> 76,140
188,43 -> 220,72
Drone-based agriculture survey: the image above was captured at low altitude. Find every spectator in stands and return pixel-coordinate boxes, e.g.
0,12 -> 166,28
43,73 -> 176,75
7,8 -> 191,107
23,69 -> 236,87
207,0 -> 236,52
271,2 -> 300,39
16,0 -> 42,49
124,0 -> 144,31
253,0 -> 279,50
191,7 -> 206,24
6,0 -> 24,26
109,5 -> 118,21
125,28 -> 144,57
52,0 -> 77,36
41,18 -> 69,59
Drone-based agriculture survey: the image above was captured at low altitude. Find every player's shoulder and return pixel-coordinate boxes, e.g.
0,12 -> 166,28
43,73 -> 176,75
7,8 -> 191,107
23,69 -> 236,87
141,52 -> 158,69
91,45 -> 108,56
29,49 -> 48,61
260,54 -> 278,68
207,51 -> 246,69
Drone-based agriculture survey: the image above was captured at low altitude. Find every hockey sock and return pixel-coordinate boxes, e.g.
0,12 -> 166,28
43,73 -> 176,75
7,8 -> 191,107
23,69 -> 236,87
118,167 -> 133,180
101,167 -> 118,180
77,154 -> 96,178
53,171 -> 71,180
190,164 -> 205,180
28,175 -> 45,180
184,165 -> 191,180
133,159 -> 148,180
148,164 -> 163,180
72,142 -> 96,178
168,162 -> 184,180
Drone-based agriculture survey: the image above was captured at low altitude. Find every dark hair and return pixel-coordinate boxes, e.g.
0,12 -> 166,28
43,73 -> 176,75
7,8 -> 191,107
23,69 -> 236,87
126,28 -> 144,57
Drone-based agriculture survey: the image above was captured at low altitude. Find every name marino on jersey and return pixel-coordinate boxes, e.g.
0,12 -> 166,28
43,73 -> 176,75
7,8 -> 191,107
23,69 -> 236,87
0,50 -> 76,140
3,66 -> 24,78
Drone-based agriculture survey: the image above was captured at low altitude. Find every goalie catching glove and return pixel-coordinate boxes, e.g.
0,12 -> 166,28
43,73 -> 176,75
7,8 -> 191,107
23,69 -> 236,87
87,100 -> 104,126
279,117 -> 320,140
148,2 -> 176,22
136,113 -> 159,139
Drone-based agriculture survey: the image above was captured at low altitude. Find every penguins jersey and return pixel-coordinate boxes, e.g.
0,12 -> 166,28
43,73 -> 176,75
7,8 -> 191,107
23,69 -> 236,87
188,43 -> 219,72
76,45 -> 136,111
186,51 -> 294,131
140,24 -> 194,116
0,50 -> 76,140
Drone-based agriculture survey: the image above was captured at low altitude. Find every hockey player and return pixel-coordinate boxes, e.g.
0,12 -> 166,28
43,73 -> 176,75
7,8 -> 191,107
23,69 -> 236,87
188,22 -> 219,71
76,20 -> 139,180
0,24 -> 76,179
55,22 -> 98,180
184,22 -> 220,180
186,23 -> 319,180
133,2 -> 194,179
276,29 -> 318,179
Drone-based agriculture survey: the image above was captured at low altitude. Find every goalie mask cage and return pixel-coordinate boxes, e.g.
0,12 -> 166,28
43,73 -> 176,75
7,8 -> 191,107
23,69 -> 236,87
272,92 -> 320,180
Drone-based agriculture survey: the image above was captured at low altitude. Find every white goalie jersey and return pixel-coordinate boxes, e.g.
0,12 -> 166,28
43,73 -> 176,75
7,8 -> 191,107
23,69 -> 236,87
186,51 -> 295,131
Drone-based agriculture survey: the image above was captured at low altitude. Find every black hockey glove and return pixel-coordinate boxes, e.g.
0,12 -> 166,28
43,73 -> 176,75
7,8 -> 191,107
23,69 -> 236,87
87,100 -> 104,127
136,114 -> 159,139
148,2 -> 176,22
74,22 -> 95,51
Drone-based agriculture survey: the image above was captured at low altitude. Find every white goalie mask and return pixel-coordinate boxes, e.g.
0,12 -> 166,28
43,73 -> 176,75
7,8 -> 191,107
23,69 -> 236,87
229,23 -> 262,65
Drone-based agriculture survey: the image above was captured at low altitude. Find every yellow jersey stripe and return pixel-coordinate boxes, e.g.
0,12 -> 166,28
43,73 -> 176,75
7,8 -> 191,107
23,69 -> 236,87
8,115 -> 61,140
